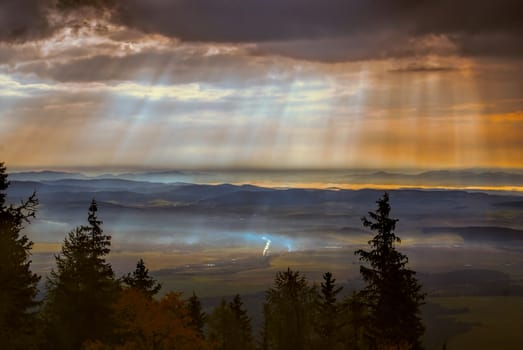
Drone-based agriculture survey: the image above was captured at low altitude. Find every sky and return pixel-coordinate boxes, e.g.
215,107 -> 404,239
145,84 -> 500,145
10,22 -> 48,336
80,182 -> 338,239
1,0 -> 522,171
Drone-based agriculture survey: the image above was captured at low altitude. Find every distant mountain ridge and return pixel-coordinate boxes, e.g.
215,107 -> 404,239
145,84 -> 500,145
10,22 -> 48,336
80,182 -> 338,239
6,177 -> 523,247
349,170 -> 523,186
9,171 -> 90,181
9,169 -> 523,187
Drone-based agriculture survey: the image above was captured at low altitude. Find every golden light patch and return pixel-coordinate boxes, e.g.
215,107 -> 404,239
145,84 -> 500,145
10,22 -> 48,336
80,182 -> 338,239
487,111 -> 523,123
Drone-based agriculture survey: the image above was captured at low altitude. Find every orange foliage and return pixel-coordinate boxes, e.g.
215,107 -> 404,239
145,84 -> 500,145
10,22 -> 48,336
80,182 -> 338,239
83,289 -> 209,350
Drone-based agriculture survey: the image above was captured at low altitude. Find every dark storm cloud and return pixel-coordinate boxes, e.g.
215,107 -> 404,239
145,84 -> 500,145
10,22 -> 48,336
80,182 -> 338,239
76,0 -> 523,60
388,65 -> 457,74
112,0 -> 523,42
2,0 -> 523,60
56,0 -> 116,11
251,33 -> 458,63
456,33 -> 523,58
0,0 -> 52,42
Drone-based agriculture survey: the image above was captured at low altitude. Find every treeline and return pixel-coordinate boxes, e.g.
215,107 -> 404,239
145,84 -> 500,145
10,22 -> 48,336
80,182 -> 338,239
0,162 -> 426,350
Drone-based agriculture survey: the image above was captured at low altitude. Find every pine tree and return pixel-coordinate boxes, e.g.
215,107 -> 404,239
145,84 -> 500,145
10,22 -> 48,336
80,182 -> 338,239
44,199 -> 119,349
208,299 -> 235,350
339,291 -> 368,350
264,268 -> 317,350
122,259 -> 161,298
229,294 -> 254,348
315,272 -> 343,347
187,291 -> 206,337
208,295 -> 254,350
355,192 -> 425,349
258,303 -> 270,350
0,162 -> 40,349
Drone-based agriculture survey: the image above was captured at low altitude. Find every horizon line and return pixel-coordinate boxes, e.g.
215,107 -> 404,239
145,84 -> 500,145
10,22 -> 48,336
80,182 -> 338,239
7,165 -> 523,175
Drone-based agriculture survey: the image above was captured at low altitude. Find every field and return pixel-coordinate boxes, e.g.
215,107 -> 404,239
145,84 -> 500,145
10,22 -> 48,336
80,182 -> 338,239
425,297 -> 523,350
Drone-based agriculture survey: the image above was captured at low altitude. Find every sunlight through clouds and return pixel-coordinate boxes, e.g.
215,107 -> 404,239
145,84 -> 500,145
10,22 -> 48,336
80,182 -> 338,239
1,2 -> 522,170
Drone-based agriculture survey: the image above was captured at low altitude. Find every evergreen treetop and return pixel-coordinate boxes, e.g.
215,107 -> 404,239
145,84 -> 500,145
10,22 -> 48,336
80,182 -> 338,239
355,192 -> 425,349
0,162 -> 40,349
229,294 -> 253,339
44,199 -> 118,349
122,258 -> 162,298
208,295 -> 254,350
187,291 -> 206,336
265,268 -> 317,350
315,271 -> 343,345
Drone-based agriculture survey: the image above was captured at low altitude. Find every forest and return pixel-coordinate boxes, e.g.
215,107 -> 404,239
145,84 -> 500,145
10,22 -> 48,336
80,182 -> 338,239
1,161 -> 426,350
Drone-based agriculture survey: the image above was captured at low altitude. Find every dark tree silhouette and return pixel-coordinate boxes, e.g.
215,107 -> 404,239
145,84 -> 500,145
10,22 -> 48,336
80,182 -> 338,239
315,271 -> 343,347
208,295 -> 254,350
0,162 -> 40,349
264,268 -> 317,350
44,199 -> 119,349
229,294 -> 254,348
258,303 -> 270,350
355,192 -> 425,349
208,299 -> 234,350
341,291 -> 369,350
186,291 -> 206,337
122,258 -> 161,298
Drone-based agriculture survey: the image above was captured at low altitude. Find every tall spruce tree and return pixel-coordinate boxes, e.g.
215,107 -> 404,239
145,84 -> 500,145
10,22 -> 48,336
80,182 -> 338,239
187,291 -> 206,337
259,303 -> 270,350
264,268 -> 317,350
0,162 -> 40,349
229,294 -> 254,348
315,272 -> 343,347
208,295 -> 254,350
355,192 -> 425,349
122,258 -> 161,298
44,199 -> 119,349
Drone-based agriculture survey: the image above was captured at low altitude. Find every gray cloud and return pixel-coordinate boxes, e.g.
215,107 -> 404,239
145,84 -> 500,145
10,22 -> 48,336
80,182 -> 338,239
0,0 -> 52,42
1,0 -> 523,62
113,0 -> 522,42
252,33 -> 459,62
111,0 -> 523,61
388,65 -> 457,74
56,0 -> 116,11
456,33 -> 523,58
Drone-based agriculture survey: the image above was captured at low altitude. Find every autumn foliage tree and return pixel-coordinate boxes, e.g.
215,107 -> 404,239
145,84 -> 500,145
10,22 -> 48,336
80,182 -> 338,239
0,162 -> 40,349
86,289 -> 209,350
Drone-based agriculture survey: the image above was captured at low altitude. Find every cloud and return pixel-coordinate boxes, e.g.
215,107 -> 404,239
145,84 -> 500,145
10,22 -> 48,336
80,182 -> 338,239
110,0 -> 523,61
112,0 -> 523,42
2,0 -> 523,62
253,33 -> 461,62
0,73 -> 237,103
56,0 -> 116,11
0,0 -> 52,42
455,33 -> 523,58
388,65 -> 457,74
13,48 -> 272,85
